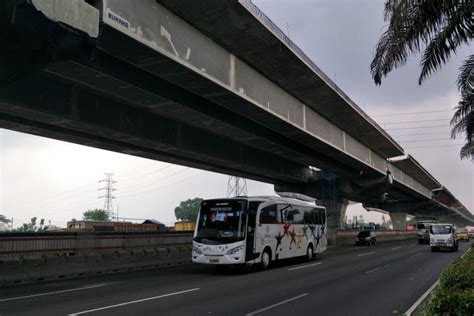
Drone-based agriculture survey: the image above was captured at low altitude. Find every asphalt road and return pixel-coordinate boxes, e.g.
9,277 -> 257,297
0,240 -> 471,316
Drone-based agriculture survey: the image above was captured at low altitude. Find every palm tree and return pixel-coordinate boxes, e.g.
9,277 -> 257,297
371,0 -> 473,159
451,55 -> 473,159
0,214 -> 11,224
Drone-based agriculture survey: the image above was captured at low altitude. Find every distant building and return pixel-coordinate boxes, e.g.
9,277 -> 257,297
66,220 -> 158,232
142,219 -> 166,231
175,220 -> 196,231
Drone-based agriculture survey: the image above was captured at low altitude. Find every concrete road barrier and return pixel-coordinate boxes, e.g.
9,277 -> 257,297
0,246 -> 191,286
0,231 -> 193,286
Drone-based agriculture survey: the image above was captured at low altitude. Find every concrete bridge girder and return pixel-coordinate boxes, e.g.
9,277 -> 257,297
0,71 -> 314,184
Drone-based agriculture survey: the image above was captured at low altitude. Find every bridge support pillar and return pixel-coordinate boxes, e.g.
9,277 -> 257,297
390,212 -> 408,231
321,198 -> 349,245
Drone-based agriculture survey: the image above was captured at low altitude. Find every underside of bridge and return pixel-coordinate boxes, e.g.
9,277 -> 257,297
0,0 -> 472,235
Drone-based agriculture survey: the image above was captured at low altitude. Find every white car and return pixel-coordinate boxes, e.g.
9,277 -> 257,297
429,224 -> 458,252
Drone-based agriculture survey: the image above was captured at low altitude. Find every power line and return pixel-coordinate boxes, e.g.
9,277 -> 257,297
386,125 -> 449,131
6,167 -> 180,219
5,182 -> 98,212
391,131 -> 449,137
118,164 -> 172,182
120,170 -> 205,198
118,166 -> 182,192
11,199 -> 100,225
405,143 -> 465,149
8,167 -> 187,221
398,138 -> 452,143
371,109 -> 454,117
6,164 -> 175,215
6,164 -> 169,212
6,190 -> 100,216
120,168 -> 190,194
379,118 -> 450,125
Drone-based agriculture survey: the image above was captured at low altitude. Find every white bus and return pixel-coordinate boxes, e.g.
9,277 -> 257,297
192,196 -> 327,269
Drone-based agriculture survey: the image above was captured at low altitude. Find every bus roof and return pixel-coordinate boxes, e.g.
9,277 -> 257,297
204,196 -> 325,208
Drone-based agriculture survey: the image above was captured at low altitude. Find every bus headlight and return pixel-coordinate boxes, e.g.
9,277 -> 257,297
227,245 -> 244,255
193,246 -> 203,255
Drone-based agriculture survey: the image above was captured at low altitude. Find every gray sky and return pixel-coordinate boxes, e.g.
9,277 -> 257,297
1,0 -> 472,228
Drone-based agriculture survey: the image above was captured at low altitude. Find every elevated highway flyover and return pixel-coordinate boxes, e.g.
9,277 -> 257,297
0,0 -> 472,238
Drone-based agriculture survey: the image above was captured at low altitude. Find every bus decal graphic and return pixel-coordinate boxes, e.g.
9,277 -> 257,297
295,235 -> 304,247
302,225 -> 309,238
275,232 -> 284,253
283,223 -> 291,236
289,229 -> 297,246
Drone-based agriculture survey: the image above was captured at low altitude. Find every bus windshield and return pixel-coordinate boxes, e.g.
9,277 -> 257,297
194,200 -> 247,244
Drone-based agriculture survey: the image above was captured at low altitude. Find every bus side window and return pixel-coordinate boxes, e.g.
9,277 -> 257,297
292,209 -> 304,224
312,208 -> 321,225
282,205 -> 304,224
303,207 -> 313,224
260,205 -> 281,224
318,208 -> 326,225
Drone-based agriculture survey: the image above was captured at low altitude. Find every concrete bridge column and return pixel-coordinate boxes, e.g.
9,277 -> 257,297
321,198 -> 349,245
390,212 -> 408,231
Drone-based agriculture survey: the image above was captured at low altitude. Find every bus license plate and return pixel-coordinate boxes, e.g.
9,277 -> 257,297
209,258 -> 220,264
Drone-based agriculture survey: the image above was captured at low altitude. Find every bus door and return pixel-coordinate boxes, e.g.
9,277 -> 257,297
245,201 -> 262,263
245,209 -> 257,262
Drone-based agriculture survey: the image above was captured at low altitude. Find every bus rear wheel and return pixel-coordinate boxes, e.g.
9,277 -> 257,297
306,245 -> 314,261
260,248 -> 271,270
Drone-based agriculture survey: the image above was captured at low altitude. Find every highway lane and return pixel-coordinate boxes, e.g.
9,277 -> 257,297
0,240 -> 470,316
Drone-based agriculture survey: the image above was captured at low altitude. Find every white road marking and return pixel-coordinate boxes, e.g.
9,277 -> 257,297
288,262 -> 322,271
365,264 -> 389,274
461,247 -> 471,258
404,280 -> 439,316
358,251 -> 376,257
391,246 -> 402,250
246,293 -> 308,316
68,288 -> 200,315
411,252 -> 422,257
0,284 -> 107,303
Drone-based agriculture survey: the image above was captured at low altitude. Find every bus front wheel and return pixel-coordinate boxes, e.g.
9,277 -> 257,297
260,248 -> 271,270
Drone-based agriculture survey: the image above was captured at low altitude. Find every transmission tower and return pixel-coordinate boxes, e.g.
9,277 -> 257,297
98,173 -> 117,219
227,176 -> 248,197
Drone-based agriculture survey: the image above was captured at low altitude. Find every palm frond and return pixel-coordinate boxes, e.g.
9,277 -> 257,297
372,0 -> 470,85
419,3 -> 474,83
459,140 -> 473,159
457,54 -> 474,93
451,95 -> 473,159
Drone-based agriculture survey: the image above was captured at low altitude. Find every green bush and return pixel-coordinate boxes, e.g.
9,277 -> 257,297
439,258 -> 474,291
423,288 -> 474,316
422,248 -> 474,316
